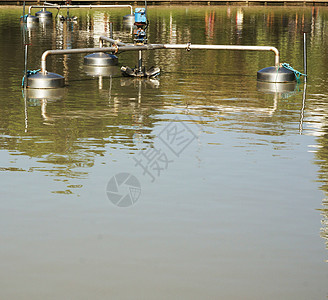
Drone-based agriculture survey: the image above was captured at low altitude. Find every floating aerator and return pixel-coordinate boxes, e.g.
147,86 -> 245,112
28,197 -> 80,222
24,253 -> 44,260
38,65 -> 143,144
35,9 -> 53,19
257,66 -> 296,83
84,53 -> 118,67
26,15 -> 39,24
27,72 -> 65,89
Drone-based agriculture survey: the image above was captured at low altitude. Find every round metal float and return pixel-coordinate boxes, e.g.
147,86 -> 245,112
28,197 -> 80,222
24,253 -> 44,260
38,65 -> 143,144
257,81 -> 296,94
35,9 -> 53,19
26,15 -> 39,24
84,53 -> 118,67
84,65 -> 119,77
257,66 -> 296,83
123,14 -> 135,25
27,72 -> 65,89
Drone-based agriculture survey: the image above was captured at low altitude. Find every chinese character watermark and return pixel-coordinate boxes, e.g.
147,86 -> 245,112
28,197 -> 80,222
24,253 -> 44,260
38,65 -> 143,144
133,115 -> 202,182
106,115 -> 203,207
158,117 -> 198,157
132,146 -> 173,182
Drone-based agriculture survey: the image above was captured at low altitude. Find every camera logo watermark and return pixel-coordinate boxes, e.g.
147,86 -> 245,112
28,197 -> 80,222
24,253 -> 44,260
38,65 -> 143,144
132,116 -> 201,182
106,173 -> 141,207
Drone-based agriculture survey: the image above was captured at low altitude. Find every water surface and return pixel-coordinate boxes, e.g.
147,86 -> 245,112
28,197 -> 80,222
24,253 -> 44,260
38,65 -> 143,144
0,5 -> 328,299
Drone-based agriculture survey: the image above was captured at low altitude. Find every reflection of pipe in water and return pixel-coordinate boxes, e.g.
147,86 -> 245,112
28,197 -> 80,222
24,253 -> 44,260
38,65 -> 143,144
41,99 -> 53,123
23,88 -> 65,126
98,76 -> 103,90
132,83 -> 144,149
138,79 -> 141,104
26,88 -> 65,124
256,81 -> 300,116
23,89 -> 28,133
299,83 -> 307,135
108,75 -> 112,106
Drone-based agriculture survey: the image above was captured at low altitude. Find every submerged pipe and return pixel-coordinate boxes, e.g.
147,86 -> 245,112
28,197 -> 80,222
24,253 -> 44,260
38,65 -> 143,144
40,43 -> 280,73
28,4 -> 133,15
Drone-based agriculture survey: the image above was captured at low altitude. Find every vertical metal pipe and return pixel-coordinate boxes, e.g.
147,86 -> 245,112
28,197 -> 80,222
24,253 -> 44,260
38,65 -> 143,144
303,32 -> 307,83
24,44 -> 28,89
138,50 -> 142,73
275,54 -> 280,68
110,22 -> 113,39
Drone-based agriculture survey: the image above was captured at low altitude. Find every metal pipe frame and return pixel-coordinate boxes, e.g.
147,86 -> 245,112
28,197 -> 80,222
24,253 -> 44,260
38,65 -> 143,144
99,39 -> 280,67
40,43 -> 280,74
40,45 -> 164,73
161,44 -> 280,67
28,4 -> 133,15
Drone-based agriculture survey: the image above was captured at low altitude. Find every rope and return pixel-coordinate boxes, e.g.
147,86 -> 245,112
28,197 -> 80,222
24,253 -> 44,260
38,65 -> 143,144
21,14 -> 28,22
281,63 -> 307,82
21,69 -> 40,87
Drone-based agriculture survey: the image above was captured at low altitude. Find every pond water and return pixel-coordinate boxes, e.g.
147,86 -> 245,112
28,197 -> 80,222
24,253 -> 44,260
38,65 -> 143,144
0,5 -> 328,299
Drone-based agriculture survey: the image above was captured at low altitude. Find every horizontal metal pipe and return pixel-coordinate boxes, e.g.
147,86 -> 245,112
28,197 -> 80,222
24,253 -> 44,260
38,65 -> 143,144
41,45 -> 165,73
43,2 -> 58,6
29,4 -> 133,15
98,42 -> 280,66
161,44 -> 280,67
40,43 -> 280,73
100,36 -> 128,46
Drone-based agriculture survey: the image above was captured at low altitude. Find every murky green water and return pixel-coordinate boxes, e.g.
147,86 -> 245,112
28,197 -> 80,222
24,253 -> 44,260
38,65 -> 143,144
1,5 -> 328,299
